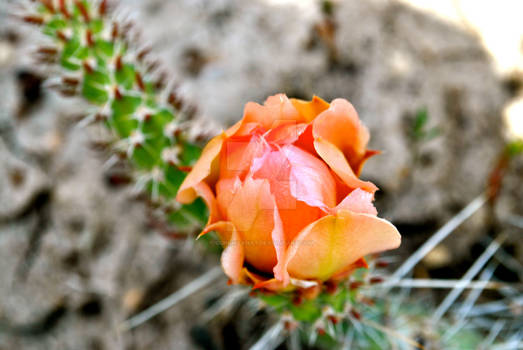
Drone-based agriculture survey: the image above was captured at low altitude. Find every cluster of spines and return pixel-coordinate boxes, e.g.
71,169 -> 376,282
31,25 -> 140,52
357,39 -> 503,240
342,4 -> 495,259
258,258 -> 391,346
22,0 -> 208,230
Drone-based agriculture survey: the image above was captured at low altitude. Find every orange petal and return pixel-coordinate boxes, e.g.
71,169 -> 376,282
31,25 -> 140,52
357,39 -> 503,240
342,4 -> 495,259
220,134 -> 269,180
314,138 -> 378,194
224,120 -> 242,137
290,95 -> 330,122
286,210 -> 400,280
193,181 -> 221,226
252,278 -> 290,292
250,145 -> 332,243
201,221 -> 244,284
334,188 -> 377,216
218,177 -> 279,273
241,94 -> 304,132
312,98 -> 370,172
176,134 -> 224,203
271,204 -> 289,285
215,177 -> 241,218
242,268 -> 268,285
293,124 -> 316,155
243,269 -> 295,292
264,122 -> 308,145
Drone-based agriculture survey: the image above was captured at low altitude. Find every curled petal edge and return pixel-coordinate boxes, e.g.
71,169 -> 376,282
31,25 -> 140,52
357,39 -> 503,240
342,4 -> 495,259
333,188 -> 377,216
313,137 -> 378,194
176,134 -> 225,204
199,221 -> 244,284
290,95 -> 330,122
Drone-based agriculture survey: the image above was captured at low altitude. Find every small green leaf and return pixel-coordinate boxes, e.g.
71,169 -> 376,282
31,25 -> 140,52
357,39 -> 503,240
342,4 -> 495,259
507,139 -> 523,157
413,108 -> 428,134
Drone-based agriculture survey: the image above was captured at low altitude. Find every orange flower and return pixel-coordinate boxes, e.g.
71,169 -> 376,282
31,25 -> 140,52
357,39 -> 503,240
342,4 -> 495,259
177,94 -> 400,291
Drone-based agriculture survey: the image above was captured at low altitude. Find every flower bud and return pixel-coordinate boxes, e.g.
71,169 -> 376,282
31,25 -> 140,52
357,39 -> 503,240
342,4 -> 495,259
177,94 -> 401,292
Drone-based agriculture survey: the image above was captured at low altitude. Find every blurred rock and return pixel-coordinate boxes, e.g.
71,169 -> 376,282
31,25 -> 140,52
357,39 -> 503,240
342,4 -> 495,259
0,141 -> 49,220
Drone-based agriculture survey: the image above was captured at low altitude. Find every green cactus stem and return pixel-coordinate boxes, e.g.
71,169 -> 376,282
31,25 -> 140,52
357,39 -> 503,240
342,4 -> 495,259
21,0 -> 208,231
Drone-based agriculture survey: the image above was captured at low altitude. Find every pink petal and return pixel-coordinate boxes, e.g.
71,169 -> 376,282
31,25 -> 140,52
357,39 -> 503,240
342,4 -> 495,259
251,146 -> 332,243
334,188 -> 377,216
283,145 -> 337,209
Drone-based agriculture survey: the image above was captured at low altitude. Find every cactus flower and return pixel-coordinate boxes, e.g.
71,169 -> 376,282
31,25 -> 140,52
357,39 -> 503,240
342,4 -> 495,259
177,94 -> 400,290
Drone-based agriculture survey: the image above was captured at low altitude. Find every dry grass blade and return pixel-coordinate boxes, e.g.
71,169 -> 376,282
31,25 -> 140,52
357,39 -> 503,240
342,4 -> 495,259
119,267 -> 222,331
443,262 -> 499,340
481,320 -> 506,349
506,215 -> 523,229
200,288 -> 248,323
431,234 -> 507,323
494,247 -> 523,281
374,277 -> 518,290
359,318 -> 425,349
491,339 -> 523,350
388,193 -> 486,285
249,321 -> 285,350
468,296 -> 523,317
287,328 -> 301,350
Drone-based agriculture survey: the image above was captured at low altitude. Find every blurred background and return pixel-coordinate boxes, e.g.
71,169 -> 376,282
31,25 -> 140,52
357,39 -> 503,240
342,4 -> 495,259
0,0 -> 521,349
